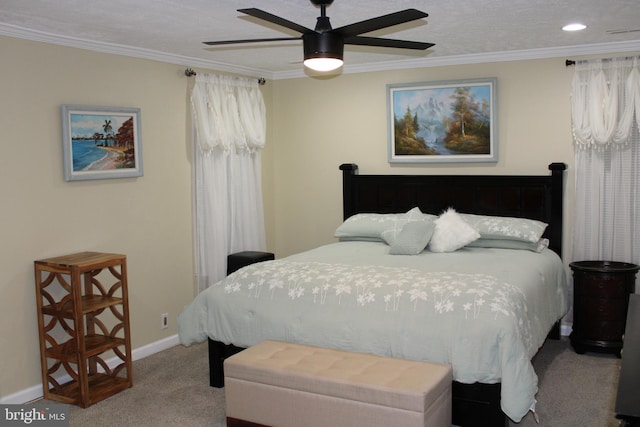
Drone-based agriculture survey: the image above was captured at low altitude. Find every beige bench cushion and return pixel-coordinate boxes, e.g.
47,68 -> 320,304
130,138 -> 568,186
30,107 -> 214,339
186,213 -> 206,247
224,340 -> 451,413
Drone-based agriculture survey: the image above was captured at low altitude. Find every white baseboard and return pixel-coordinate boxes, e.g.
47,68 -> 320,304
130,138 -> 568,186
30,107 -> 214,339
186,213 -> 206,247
130,334 -> 180,361
0,334 -> 180,405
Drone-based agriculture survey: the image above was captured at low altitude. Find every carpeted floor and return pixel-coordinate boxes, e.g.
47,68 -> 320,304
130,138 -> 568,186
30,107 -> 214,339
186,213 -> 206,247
67,342 -> 226,426
40,337 -> 621,426
510,338 -> 620,426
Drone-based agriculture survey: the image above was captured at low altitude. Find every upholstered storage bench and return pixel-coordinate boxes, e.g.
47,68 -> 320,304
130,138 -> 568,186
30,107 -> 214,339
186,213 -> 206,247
224,340 -> 452,427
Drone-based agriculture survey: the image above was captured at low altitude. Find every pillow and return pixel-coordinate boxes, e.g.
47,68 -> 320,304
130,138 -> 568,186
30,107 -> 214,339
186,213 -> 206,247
337,236 -> 386,242
379,207 -> 434,240
466,237 -> 549,252
335,207 -> 436,241
404,206 -> 428,221
335,213 -> 405,241
382,220 -> 435,255
428,208 -> 480,253
459,213 -> 547,243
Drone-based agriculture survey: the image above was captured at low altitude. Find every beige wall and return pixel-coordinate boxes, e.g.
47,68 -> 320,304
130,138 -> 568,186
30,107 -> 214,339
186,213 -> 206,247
270,59 -> 577,258
1,36 -> 216,399
0,33 -> 626,401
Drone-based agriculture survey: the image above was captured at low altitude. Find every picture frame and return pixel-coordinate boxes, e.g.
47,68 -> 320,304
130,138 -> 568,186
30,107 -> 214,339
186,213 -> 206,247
387,78 -> 497,163
61,105 -> 143,181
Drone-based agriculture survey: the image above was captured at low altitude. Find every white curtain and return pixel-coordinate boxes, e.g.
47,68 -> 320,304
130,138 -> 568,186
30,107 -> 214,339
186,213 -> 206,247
191,74 -> 267,292
571,57 -> 640,265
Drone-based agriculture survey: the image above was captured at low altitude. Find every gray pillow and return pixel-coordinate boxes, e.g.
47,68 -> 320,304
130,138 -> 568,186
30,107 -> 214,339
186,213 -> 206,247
382,220 -> 435,255
335,213 -> 405,241
335,207 -> 436,242
466,237 -> 549,252
459,213 -> 547,243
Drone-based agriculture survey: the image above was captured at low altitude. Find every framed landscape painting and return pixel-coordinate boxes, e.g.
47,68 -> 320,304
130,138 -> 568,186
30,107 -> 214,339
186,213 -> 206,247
61,105 -> 143,181
387,78 -> 497,163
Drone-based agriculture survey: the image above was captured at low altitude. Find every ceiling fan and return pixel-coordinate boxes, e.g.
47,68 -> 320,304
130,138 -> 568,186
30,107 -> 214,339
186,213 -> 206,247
204,0 -> 434,72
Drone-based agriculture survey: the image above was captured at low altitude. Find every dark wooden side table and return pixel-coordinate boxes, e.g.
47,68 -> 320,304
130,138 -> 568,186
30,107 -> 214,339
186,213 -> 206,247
570,261 -> 639,356
616,294 -> 640,426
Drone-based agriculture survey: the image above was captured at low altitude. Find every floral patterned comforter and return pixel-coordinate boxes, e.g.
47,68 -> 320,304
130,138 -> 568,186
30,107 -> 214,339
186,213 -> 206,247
178,241 -> 568,422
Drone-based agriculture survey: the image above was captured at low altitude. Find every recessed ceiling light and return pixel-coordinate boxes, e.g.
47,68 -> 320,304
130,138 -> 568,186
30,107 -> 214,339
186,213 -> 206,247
563,23 -> 587,32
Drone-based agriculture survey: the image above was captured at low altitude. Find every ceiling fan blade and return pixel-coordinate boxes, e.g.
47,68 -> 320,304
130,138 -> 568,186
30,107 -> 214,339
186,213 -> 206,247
335,9 -> 428,37
238,8 -> 313,34
204,37 -> 301,46
344,36 -> 434,50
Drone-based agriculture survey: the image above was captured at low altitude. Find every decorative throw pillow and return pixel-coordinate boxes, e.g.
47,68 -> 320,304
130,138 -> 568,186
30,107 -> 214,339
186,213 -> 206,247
382,220 -> 435,255
380,207 -> 433,241
404,206 -> 427,221
428,208 -> 480,253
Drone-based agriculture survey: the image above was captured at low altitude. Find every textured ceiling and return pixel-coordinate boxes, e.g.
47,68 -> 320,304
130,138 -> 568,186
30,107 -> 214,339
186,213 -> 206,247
1,0 -> 639,79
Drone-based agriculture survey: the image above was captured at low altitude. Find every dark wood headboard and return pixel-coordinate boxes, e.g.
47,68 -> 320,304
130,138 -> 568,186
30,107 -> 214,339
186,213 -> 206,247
340,163 -> 567,257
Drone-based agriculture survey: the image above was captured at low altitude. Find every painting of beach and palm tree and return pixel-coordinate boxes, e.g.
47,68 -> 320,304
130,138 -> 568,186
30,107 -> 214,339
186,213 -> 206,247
387,78 -> 497,163
62,105 -> 143,181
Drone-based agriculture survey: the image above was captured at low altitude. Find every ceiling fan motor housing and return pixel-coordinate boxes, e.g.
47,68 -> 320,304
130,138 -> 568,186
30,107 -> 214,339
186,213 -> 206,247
303,32 -> 344,60
310,0 -> 334,6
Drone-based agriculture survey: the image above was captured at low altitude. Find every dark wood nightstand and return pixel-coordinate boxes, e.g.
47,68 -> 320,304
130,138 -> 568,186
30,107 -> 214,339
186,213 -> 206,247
570,261 -> 639,356
616,294 -> 640,425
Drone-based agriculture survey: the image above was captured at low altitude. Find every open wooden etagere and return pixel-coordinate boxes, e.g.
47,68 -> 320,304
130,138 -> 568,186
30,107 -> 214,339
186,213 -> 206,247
34,252 -> 133,407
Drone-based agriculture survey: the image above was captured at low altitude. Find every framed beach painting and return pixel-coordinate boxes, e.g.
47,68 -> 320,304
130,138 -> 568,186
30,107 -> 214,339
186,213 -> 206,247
61,105 -> 143,181
387,78 -> 497,163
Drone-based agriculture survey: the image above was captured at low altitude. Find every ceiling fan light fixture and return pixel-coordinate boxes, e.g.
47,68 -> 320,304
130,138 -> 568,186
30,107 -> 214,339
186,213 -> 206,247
303,32 -> 344,72
204,4 -> 433,73
304,57 -> 344,72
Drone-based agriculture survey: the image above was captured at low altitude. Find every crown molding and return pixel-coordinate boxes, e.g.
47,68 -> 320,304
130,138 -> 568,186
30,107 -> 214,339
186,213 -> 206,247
0,23 -> 275,79
2,22 -> 639,81
273,39 -> 640,79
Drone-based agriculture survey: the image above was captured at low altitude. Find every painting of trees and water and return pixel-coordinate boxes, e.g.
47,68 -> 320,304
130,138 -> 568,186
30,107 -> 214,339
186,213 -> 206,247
388,79 -> 496,163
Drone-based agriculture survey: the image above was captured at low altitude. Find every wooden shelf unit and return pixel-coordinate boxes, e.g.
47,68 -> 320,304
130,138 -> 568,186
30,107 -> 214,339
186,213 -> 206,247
34,252 -> 133,407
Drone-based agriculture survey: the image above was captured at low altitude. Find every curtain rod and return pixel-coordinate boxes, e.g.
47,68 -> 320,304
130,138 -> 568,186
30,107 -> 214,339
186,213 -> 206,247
566,56 -> 640,67
184,68 -> 266,85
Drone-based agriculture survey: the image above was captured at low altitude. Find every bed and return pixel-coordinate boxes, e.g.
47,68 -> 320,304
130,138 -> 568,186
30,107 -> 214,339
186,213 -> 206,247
178,162 -> 568,427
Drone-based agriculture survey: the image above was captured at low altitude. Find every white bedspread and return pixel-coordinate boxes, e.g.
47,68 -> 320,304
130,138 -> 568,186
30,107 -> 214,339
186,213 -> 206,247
178,241 -> 568,422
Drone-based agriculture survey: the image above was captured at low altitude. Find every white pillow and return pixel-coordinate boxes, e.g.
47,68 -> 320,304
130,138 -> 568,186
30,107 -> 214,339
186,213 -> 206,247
429,208 -> 480,253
